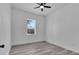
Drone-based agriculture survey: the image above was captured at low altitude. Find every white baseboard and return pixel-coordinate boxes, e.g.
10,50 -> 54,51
12,41 -> 45,47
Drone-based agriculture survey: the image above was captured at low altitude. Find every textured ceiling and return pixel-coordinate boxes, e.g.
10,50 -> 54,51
11,3 -> 69,16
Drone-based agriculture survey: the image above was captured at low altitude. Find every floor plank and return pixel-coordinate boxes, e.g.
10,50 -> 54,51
10,41 -> 79,55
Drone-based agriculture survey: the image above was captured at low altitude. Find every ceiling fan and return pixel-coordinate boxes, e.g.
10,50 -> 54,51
34,3 -> 51,12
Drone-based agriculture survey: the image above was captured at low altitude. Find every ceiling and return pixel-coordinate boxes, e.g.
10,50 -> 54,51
11,3 -> 69,16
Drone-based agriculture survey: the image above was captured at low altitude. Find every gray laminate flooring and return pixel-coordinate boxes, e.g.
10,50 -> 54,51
10,41 -> 79,55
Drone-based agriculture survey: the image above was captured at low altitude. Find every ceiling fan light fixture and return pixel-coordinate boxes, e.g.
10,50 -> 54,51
40,6 -> 44,8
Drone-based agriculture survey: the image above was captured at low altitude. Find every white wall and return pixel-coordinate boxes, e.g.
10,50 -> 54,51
0,4 -> 11,55
46,4 -> 79,53
11,7 -> 45,45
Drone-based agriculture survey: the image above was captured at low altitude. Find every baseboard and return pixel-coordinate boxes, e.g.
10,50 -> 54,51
46,40 -> 79,54
12,41 -> 46,47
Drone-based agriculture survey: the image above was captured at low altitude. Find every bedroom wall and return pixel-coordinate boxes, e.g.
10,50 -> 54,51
11,7 -> 45,45
46,4 -> 79,53
0,4 -> 11,54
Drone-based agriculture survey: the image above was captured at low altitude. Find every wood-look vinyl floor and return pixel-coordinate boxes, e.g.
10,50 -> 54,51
10,41 -> 79,55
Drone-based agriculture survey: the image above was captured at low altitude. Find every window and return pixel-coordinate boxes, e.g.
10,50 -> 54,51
26,19 -> 36,35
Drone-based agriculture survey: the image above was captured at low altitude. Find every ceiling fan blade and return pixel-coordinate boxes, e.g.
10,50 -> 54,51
34,6 -> 40,9
41,8 -> 43,12
44,6 -> 51,8
43,3 -> 46,5
37,3 -> 41,5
